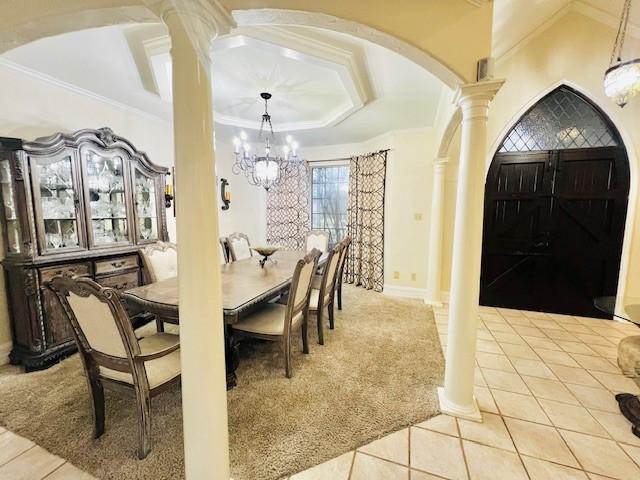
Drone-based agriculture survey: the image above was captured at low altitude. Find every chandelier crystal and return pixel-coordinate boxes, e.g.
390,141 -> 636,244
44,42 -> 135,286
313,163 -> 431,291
231,92 -> 301,190
604,0 -> 640,107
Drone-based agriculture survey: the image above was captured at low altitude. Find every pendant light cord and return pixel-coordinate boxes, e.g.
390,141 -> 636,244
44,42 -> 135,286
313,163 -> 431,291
611,0 -> 633,65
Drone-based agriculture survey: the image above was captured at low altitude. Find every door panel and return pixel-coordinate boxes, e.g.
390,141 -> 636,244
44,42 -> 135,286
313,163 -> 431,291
480,147 -> 629,318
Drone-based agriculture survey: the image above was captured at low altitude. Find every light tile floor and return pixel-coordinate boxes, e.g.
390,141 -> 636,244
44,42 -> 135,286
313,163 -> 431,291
0,427 -> 95,479
286,303 -> 640,480
2,304 -> 640,480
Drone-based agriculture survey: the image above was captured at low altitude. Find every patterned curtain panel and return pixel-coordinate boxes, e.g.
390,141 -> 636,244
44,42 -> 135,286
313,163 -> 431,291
345,150 -> 388,292
266,162 -> 311,249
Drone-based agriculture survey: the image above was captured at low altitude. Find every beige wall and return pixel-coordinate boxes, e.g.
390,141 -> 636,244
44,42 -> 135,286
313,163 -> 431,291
304,128 -> 437,295
214,140 -> 266,244
441,11 -> 640,308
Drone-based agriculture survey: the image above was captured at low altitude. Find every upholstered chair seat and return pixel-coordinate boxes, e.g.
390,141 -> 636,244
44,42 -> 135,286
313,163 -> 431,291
231,250 -> 320,377
234,305 -> 303,336
308,288 -> 331,311
99,333 -> 181,388
618,335 -> 640,377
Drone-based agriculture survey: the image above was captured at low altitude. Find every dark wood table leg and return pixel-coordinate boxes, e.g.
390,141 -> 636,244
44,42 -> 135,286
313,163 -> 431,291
224,324 -> 239,390
616,393 -> 640,438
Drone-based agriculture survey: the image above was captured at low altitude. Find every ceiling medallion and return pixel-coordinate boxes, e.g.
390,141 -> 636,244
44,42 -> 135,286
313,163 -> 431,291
231,92 -> 301,191
604,0 -> 640,107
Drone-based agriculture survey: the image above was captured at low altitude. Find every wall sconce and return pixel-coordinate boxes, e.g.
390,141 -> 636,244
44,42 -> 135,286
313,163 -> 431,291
164,182 -> 174,208
220,178 -> 231,210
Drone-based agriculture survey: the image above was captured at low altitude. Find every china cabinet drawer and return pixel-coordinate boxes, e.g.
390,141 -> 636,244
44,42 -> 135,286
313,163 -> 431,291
40,263 -> 91,282
96,271 -> 140,291
94,255 -> 139,275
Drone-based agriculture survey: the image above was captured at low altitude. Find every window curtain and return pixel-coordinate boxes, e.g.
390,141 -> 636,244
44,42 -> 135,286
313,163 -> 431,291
266,162 -> 311,249
345,150 -> 388,292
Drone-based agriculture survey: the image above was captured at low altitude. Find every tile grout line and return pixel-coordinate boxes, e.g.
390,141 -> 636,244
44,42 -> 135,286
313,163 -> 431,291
0,441 -> 37,469
41,461 -> 69,480
346,450 -> 356,480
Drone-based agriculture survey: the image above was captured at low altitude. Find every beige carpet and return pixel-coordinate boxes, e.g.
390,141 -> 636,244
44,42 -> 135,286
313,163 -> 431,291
0,285 -> 443,480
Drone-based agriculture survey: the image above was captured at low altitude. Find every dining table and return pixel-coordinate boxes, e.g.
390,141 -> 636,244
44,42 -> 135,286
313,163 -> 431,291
122,249 -> 325,388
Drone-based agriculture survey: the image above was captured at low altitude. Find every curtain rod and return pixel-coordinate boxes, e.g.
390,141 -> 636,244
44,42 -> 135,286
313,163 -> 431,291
306,149 -> 391,163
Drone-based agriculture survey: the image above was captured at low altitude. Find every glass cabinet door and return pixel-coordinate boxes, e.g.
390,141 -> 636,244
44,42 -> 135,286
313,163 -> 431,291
83,148 -> 131,247
133,167 -> 159,243
30,151 -> 83,254
0,159 -> 20,254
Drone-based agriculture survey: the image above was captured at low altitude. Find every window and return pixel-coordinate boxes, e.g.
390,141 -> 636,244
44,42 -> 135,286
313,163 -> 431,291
311,165 -> 349,245
499,87 -> 618,152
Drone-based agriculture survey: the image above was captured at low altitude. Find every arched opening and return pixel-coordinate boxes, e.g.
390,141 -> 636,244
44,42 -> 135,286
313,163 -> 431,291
480,85 -> 630,318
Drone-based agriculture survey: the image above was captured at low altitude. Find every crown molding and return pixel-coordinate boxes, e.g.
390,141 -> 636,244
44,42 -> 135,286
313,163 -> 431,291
0,58 -> 170,124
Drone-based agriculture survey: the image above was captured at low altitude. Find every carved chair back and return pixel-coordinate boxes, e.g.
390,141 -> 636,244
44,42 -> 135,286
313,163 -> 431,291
319,243 -> 343,303
140,241 -> 177,283
228,232 -> 252,261
48,276 -> 141,378
305,229 -> 330,253
337,235 -> 352,284
284,250 -> 320,337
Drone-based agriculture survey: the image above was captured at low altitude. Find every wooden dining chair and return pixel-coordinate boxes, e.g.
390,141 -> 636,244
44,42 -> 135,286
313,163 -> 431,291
336,236 -> 352,310
219,237 -> 229,264
228,232 -> 252,261
309,242 -> 343,345
140,241 -> 178,332
140,241 -> 178,283
47,275 -> 181,459
232,250 -> 320,378
305,229 -> 330,253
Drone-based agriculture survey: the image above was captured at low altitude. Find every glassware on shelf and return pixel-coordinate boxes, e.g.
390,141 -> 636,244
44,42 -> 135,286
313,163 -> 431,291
135,171 -> 158,241
86,152 -> 129,245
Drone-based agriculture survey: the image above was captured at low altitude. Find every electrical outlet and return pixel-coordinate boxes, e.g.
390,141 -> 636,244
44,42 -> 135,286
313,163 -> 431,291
414,212 -> 423,221
393,271 -> 400,280
411,272 -> 416,281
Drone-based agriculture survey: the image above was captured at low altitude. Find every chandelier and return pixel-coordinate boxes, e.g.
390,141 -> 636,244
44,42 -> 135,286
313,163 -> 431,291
604,0 -> 640,107
231,92 -> 301,190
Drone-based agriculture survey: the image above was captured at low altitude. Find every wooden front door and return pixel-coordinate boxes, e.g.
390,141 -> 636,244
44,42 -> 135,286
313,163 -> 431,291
480,146 -> 629,318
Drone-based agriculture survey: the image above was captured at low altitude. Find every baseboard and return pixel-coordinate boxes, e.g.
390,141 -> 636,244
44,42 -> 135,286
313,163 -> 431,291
0,341 -> 12,366
383,285 -> 428,299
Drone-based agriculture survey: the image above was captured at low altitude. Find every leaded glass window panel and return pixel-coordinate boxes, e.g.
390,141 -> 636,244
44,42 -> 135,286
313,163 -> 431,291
499,87 -> 618,152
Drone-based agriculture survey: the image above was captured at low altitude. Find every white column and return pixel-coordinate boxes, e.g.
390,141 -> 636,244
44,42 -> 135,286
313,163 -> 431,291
439,80 -> 504,421
424,158 -> 447,307
163,7 -> 234,479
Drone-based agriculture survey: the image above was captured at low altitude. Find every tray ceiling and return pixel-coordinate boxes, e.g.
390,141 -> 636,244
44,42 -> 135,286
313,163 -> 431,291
1,23 -> 446,145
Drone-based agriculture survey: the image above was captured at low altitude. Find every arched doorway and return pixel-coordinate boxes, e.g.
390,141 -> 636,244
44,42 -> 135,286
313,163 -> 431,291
480,86 -> 630,318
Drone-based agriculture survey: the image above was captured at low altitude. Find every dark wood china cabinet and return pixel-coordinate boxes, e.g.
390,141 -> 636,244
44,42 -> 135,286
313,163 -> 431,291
0,128 -> 169,370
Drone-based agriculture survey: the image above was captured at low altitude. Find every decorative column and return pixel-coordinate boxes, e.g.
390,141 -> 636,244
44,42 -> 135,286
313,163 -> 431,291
424,158 -> 447,306
439,80 -> 504,421
163,6 -> 235,479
